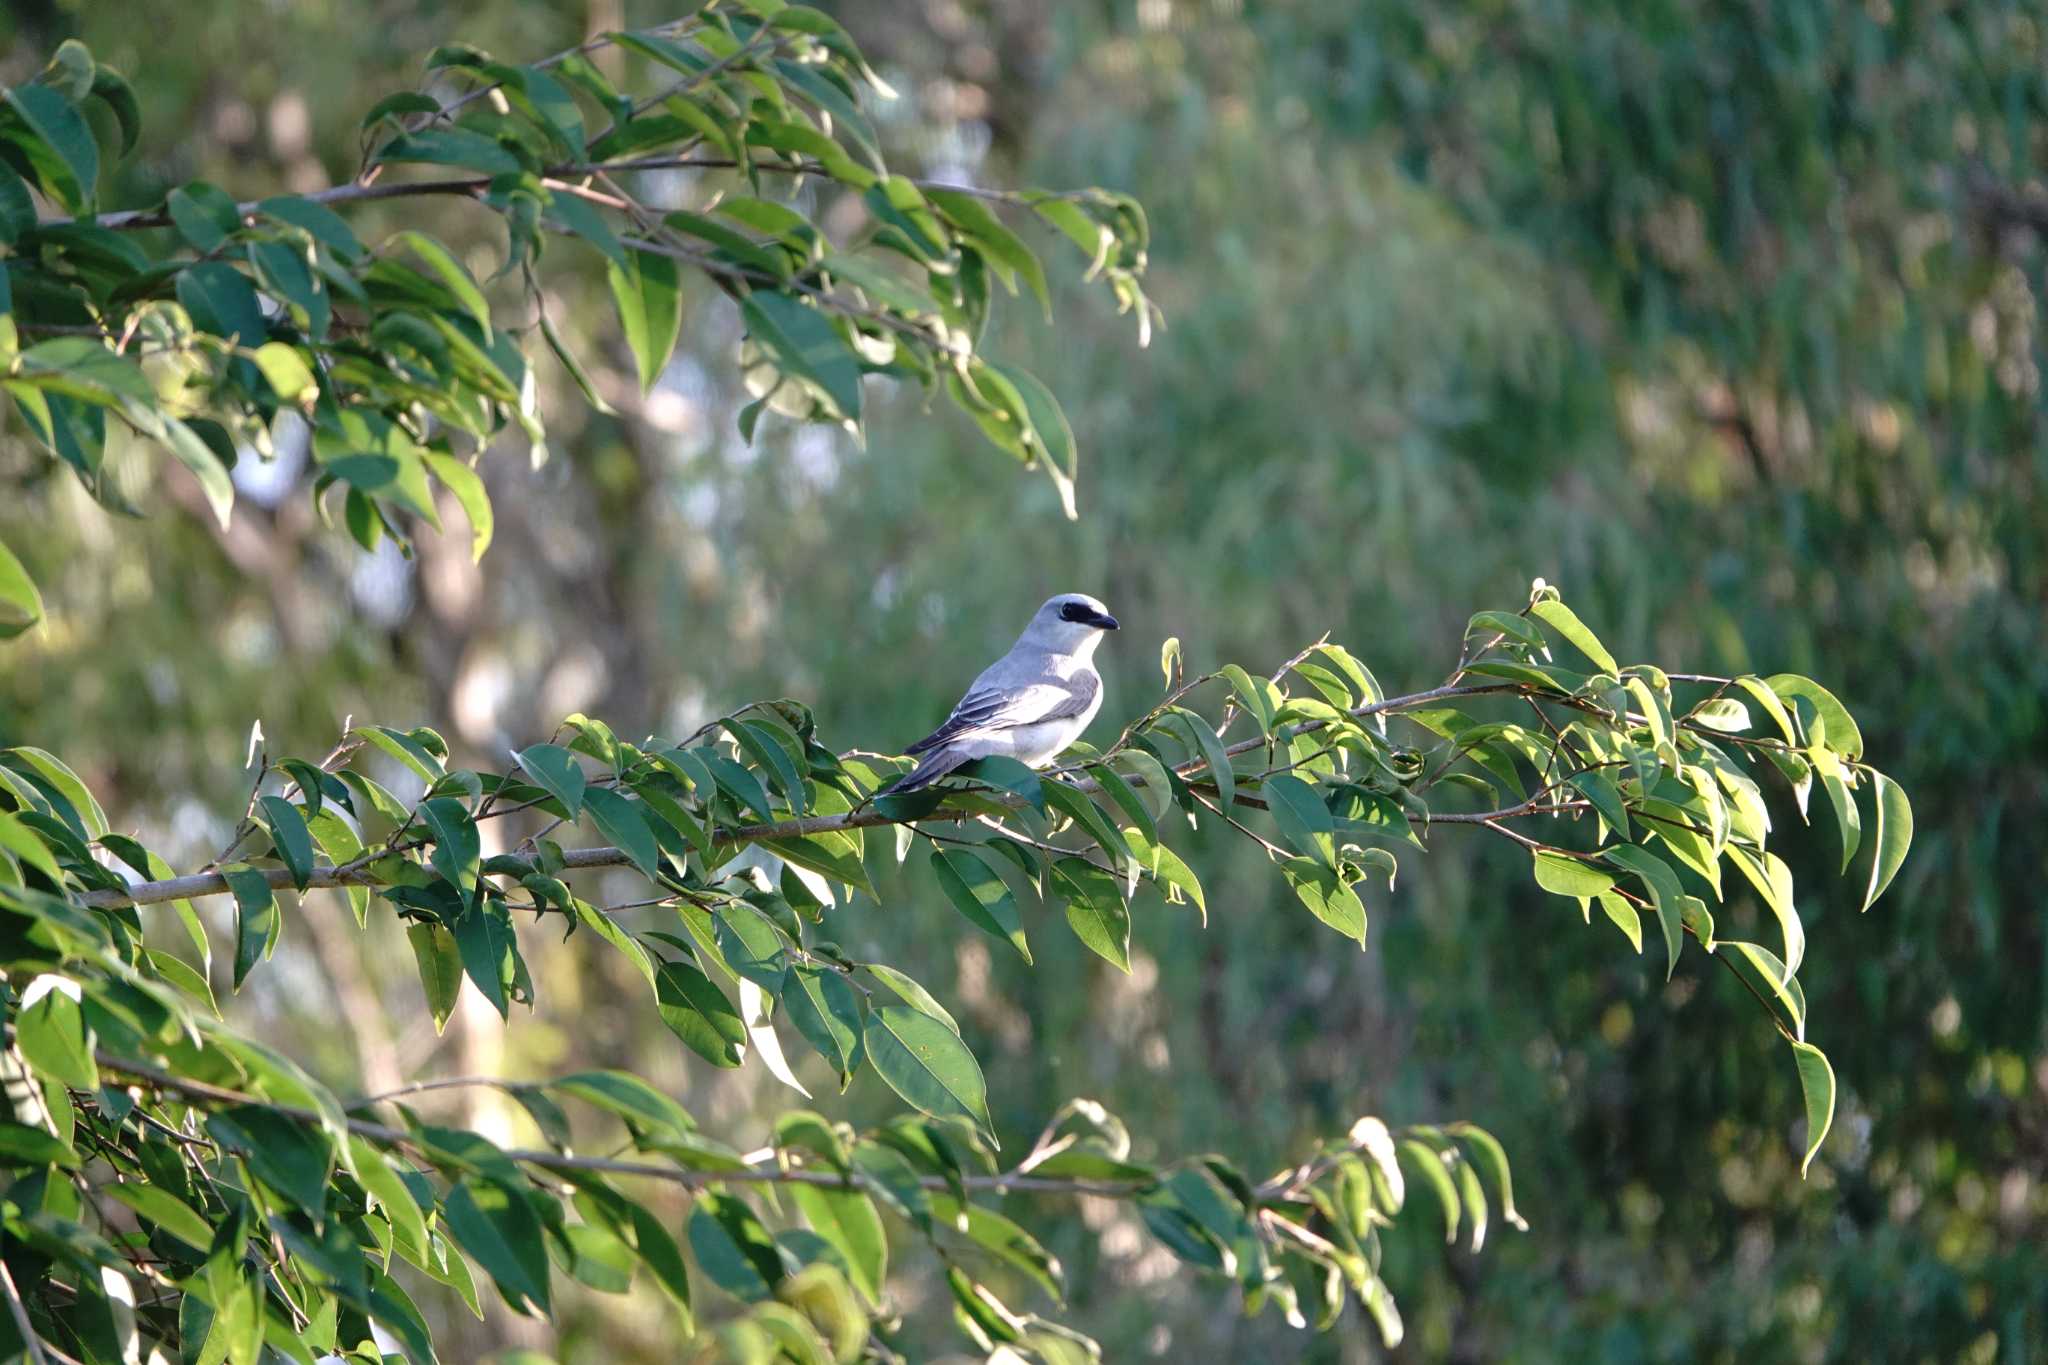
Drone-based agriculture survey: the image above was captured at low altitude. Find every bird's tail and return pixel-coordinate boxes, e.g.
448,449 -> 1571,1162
878,746 -> 970,796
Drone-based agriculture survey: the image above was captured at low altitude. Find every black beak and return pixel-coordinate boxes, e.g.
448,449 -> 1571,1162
1092,611 -> 1120,631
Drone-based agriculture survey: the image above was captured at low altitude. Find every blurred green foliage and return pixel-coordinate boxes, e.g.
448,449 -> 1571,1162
1,0 -> 2042,1360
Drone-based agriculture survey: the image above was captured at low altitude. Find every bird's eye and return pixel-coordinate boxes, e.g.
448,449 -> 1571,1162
1059,602 -> 1088,623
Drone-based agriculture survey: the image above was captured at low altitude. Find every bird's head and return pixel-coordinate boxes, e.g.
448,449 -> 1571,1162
1022,592 -> 1119,656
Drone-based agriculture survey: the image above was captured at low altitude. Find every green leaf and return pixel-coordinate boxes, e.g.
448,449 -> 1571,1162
1603,844 -> 1683,979
225,866 -> 278,991
956,755 -> 1045,812
655,957 -> 747,1067
418,796 -> 481,906
1397,1141 -> 1461,1245
392,230 -> 493,335
864,963 -> 959,1035
164,180 -> 242,252
689,1192 -> 785,1302
445,1176 -> 552,1314
1569,769 -> 1629,838
251,342 -> 317,404
1734,675 -> 1799,745
351,724 -> 445,784
254,795 -> 314,892
373,127 -> 524,175
1050,856 -> 1131,972
1861,771 -> 1912,912
741,291 -> 863,421
1595,891 -> 1642,953
453,901 -> 517,1018
2,84 -> 97,211
0,535 -> 44,639
1789,1039 -> 1835,1177
791,1184 -> 886,1307
17,981 -> 96,1090
865,1005 -> 994,1142
992,362 -> 1079,518
1529,598 -> 1618,674
1264,774 -> 1336,865
930,848 -> 1030,963
554,1070 -> 696,1143
0,1117 -> 77,1169
407,922 -> 463,1033
1767,674 -> 1863,760
1721,940 -> 1807,1039
9,746 -> 108,839
1280,856 -> 1367,948
1445,1122 -> 1527,1232
421,452 -> 494,562
1725,846 -> 1803,978
206,1104 -> 335,1216
0,808 -> 61,883
581,787 -> 661,878
1121,826 -> 1206,924
102,1183 -> 214,1252
1164,707 -> 1233,812
513,743 -> 585,817
1041,779 -> 1131,875
607,248 -> 683,393
1530,850 -> 1614,901
1806,749 -> 1860,874
347,1136 -> 429,1257
781,965 -> 862,1083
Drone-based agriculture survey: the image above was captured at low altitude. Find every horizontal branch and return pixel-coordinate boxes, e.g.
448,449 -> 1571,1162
76,156 -> 1062,235
90,1048 -> 1151,1199
79,682 -> 1522,910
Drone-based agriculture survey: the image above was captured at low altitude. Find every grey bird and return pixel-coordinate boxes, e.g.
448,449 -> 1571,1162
881,593 -> 1120,794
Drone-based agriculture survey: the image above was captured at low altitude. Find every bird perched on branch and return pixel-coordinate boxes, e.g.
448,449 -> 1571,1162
881,593 -> 1120,794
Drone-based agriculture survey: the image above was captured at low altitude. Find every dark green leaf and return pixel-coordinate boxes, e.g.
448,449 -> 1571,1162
655,957 -> 747,1067
225,865 -> 278,991
689,1192 -> 784,1301
2,84 -> 97,211
930,848 -> 1030,963
781,965 -> 862,1082
254,794 -> 316,892
865,1004 -> 994,1141
514,743 -> 586,817
445,1176 -> 552,1314
582,786 -> 661,878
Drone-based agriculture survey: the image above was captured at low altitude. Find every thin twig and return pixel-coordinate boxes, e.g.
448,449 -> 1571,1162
0,1257 -> 50,1365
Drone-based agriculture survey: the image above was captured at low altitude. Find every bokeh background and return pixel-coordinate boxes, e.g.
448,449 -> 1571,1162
3,0 -> 2045,1359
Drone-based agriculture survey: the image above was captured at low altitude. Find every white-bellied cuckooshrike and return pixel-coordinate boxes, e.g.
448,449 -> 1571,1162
881,593 -> 1120,794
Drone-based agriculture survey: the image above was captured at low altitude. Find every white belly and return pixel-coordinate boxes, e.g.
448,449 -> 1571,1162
976,684 -> 1104,768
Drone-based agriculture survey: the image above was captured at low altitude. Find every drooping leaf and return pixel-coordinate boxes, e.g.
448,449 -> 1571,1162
1790,1039 -> 1836,1178
929,847 -> 1030,962
1861,770 -> 1912,913
1049,857 -> 1131,973
607,248 -> 683,393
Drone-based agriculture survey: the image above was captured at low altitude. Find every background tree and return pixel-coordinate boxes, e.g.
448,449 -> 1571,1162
0,0 -> 2036,1361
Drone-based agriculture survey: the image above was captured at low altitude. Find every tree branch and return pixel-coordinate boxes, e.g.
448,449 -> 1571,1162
80,682 -> 1524,909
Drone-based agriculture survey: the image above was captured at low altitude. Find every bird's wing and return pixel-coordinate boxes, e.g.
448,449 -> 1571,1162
904,672 -> 1100,755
